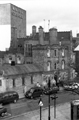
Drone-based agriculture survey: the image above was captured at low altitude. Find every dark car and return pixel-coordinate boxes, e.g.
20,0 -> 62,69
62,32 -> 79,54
43,86 -> 59,95
25,87 -> 43,99
0,104 -> 7,117
0,91 -> 19,105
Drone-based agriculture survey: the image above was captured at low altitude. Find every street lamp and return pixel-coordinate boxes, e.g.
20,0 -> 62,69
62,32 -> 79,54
51,94 -> 58,118
42,76 -> 59,120
38,97 -> 43,120
48,77 -> 51,120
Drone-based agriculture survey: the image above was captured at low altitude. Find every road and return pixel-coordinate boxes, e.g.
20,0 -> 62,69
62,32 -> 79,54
2,90 -> 79,119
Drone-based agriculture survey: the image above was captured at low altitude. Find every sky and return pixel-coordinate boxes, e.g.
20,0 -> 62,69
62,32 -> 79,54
0,0 -> 79,51
0,0 -> 79,36
0,0 -> 79,37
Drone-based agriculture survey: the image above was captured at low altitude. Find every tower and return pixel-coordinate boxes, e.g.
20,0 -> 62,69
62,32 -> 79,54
0,3 -> 26,50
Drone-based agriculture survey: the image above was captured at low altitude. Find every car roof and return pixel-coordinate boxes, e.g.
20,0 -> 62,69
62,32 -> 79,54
31,86 -> 42,89
0,91 -> 18,96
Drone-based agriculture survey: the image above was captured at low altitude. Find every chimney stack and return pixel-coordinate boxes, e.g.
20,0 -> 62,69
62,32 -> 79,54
77,33 -> 79,38
32,25 -> 36,36
38,26 -> 44,45
49,27 -> 58,44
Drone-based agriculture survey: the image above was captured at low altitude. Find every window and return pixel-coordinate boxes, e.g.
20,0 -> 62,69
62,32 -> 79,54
54,50 -> 57,56
9,56 -> 12,64
0,80 -> 2,86
25,44 -> 32,57
17,55 -> 21,64
47,61 -> 51,71
47,48 -> 50,57
31,76 -> 33,84
54,63 -> 57,69
13,79 -> 15,87
22,77 -> 25,85
62,49 -> 65,57
62,60 -> 65,69
9,56 -> 12,60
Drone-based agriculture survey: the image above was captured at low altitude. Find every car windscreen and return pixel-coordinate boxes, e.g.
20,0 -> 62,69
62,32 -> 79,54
29,88 -> 34,93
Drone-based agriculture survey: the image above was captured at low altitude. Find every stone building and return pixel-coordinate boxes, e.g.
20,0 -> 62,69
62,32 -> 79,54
23,26 -> 75,82
0,64 -> 43,98
0,25 -> 76,98
0,3 -> 26,50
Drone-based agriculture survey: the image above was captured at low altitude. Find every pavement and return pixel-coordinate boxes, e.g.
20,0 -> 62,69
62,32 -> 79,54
5,102 -> 71,120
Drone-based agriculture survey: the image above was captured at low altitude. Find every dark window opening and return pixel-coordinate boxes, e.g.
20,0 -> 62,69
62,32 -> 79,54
22,77 -> 25,85
25,44 -> 32,57
54,50 -> 57,56
0,80 -> 2,86
31,76 -> 33,84
13,79 -> 15,87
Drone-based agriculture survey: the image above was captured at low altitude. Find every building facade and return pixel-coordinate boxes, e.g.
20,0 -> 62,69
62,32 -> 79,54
0,3 -> 26,50
0,25 -> 76,98
24,26 -> 75,82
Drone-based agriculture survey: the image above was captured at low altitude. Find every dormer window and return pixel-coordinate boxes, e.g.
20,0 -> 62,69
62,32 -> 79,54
17,55 -> 21,64
9,56 -> 12,64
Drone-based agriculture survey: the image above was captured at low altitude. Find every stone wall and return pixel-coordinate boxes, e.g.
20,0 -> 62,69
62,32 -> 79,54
4,73 -> 43,98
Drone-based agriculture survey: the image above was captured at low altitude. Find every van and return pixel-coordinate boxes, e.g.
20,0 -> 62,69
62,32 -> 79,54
0,91 -> 19,104
25,87 -> 43,99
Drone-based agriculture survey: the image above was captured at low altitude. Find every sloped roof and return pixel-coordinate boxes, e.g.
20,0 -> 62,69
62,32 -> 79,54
0,51 -> 6,58
57,31 -> 71,40
0,64 -> 43,77
74,45 -> 79,51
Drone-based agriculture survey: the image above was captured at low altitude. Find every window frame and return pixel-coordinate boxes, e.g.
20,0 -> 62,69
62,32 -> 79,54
47,48 -> 50,57
0,80 -> 2,86
61,60 -> 65,69
47,61 -> 51,71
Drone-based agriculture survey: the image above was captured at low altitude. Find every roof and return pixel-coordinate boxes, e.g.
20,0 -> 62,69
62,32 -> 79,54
0,64 -> 43,77
0,51 -> 6,58
74,45 -> 79,51
57,31 -> 71,40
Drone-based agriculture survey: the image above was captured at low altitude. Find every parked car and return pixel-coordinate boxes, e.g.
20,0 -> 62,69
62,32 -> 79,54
64,82 -> 78,91
0,104 -> 7,117
43,86 -> 59,95
25,86 -> 43,99
0,91 -> 19,105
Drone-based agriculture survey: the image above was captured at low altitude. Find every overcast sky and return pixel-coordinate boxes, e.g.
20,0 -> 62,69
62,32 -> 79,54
0,0 -> 79,37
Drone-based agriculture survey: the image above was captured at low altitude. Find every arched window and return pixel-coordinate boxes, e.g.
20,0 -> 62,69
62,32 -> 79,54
47,61 -> 51,71
54,63 -> 57,69
62,49 -> 65,57
61,60 -> 65,69
47,48 -> 50,57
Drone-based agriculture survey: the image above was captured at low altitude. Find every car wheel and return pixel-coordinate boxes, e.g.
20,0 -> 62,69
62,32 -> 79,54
1,113 -> 5,117
31,96 -> 33,99
14,99 -> 17,103
5,112 -> 8,116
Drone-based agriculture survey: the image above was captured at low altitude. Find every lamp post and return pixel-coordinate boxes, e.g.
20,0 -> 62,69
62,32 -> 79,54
48,77 -> 51,120
51,94 -> 58,119
38,97 -> 43,120
42,75 -> 59,120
